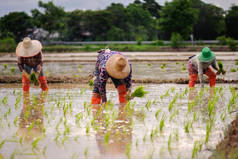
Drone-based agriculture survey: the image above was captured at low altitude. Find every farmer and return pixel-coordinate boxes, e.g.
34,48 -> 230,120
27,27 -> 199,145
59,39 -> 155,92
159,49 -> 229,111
16,37 -> 48,92
188,47 -> 219,88
91,48 -> 132,105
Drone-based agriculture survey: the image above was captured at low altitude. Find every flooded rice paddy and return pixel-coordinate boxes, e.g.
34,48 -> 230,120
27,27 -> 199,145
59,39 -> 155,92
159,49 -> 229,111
0,83 -> 237,159
1,61 -> 238,81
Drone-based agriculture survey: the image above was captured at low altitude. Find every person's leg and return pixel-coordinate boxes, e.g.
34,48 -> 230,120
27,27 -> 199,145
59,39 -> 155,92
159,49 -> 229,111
22,64 -> 31,92
37,69 -> 48,91
22,74 -> 30,92
91,77 -> 101,105
111,78 -> 127,103
187,61 -> 198,88
189,74 -> 198,88
205,67 -> 216,87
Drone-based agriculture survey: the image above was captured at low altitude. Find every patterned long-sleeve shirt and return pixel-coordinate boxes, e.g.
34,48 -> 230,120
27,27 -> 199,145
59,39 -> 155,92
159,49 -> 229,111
94,50 -> 132,102
189,55 -> 218,85
17,52 -> 43,72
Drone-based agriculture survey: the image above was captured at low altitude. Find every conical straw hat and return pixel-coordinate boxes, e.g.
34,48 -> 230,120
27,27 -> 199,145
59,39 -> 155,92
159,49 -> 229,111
16,37 -> 42,57
106,54 -> 130,79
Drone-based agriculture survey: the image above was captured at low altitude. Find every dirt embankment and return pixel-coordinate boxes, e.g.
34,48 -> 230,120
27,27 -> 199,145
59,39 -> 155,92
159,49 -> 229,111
210,115 -> 238,159
1,75 -> 238,84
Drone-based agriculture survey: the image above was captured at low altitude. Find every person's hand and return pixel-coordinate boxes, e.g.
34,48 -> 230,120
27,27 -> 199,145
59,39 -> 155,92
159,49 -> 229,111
23,70 -> 30,79
37,65 -> 41,73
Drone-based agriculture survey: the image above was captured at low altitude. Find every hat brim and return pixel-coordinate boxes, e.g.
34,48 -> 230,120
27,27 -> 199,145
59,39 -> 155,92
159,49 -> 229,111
16,40 -> 42,57
106,54 -> 130,79
198,52 -> 216,62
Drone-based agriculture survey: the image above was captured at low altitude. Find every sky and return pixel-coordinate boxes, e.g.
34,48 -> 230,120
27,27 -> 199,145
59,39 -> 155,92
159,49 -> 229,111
0,0 -> 238,17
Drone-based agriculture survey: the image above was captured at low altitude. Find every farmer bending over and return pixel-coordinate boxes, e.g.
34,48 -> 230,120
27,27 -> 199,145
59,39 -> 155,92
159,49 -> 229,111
91,48 -> 132,105
188,47 -> 219,88
16,37 -> 48,92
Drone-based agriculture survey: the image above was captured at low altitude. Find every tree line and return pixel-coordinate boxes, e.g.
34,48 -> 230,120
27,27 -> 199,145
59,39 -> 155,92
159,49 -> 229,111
0,0 -> 238,43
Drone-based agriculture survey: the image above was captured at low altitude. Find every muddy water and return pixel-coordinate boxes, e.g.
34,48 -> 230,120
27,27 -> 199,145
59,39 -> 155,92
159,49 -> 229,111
1,61 -> 238,81
0,84 -> 237,159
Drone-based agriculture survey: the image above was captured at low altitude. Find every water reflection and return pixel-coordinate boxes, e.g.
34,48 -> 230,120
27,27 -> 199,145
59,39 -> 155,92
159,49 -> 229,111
17,92 -> 47,143
93,104 -> 132,159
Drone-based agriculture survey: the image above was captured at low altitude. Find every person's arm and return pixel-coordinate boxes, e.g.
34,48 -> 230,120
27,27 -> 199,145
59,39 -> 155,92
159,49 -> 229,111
98,67 -> 109,103
94,56 -> 100,77
17,57 -> 24,72
125,64 -> 132,92
198,61 -> 204,87
36,52 -> 43,73
211,59 -> 218,71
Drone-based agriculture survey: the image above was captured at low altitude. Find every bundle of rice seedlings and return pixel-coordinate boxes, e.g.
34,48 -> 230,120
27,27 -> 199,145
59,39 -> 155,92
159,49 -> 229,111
30,72 -> 39,86
127,86 -> 148,100
88,79 -> 94,86
217,61 -> 226,75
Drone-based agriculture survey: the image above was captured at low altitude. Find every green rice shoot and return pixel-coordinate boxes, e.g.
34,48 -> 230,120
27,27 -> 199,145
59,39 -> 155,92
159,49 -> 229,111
217,61 -> 226,75
30,72 -> 39,86
131,86 -> 148,98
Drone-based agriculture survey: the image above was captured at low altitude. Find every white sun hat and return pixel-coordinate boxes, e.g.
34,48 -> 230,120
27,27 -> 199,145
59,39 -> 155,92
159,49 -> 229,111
16,37 -> 42,57
106,54 -> 130,79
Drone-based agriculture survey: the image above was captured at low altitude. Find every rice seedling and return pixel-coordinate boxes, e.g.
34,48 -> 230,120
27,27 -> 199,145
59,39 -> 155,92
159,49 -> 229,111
78,64 -> 82,72
150,127 -> 159,142
0,140 -> 5,150
205,119 -> 214,143
29,72 -> 39,86
147,63 -> 151,68
217,61 -> 226,75
155,109 -> 161,120
3,64 -> 7,69
88,79 -> 94,87
168,134 -> 172,154
10,67 -> 16,74
145,100 -> 152,111
2,96 -> 8,105
104,132 -> 110,144
230,68 -> 237,72
125,143 -> 131,159
127,86 -> 148,100
13,116 -> 18,127
176,62 -> 179,65
31,137 -> 41,150
86,123 -> 90,134
159,115 -> 166,132
160,63 -> 167,69
168,93 -> 178,112
62,136 -> 68,145
192,141 -> 203,159
184,121 -> 191,133
174,130 -> 179,141
84,147 -> 88,158
181,62 -> 186,71
71,153 -> 79,159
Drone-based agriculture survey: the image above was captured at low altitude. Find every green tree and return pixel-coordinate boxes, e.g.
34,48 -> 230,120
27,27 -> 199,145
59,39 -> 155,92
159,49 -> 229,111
31,1 -> 67,39
142,0 -> 161,18
225,5 -> 238,39
66,10 -> 84,41
0,12 -> 33,42
126,3 -> 156,40
159,0 -> 198,40
192,0 -> 225,40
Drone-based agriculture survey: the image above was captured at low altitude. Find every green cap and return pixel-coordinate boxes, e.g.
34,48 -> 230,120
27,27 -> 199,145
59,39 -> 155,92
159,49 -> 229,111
198,47 -> 215,62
